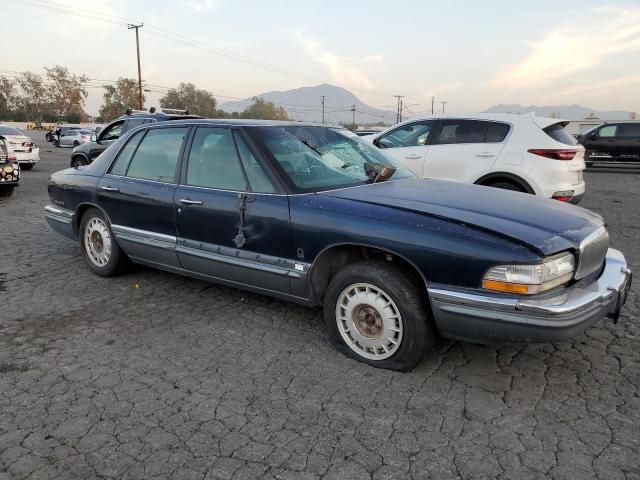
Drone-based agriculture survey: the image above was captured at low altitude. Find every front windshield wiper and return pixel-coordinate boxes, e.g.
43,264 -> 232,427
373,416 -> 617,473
300,139 -> 323,156
364,162 -> 397,183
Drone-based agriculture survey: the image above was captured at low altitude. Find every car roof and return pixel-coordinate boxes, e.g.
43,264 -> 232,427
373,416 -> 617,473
143,118 -> 344,128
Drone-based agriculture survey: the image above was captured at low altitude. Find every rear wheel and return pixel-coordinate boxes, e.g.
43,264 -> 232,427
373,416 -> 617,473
323,260 -> 436,371
20,164 -> 34,171
0,187 -> 14,197
486,180 -> 526,193
79,208 -> 129,277
73,140 -> 80,147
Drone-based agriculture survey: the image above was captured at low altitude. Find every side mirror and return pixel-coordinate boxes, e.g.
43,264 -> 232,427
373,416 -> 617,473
90,134 -> 97,142
589,132 -> 598,140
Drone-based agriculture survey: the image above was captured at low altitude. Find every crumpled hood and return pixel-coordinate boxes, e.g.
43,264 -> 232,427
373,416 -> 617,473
321,178 -> 604,255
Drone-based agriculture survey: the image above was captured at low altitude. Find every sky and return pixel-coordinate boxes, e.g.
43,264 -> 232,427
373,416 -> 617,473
2,0 -> 640,117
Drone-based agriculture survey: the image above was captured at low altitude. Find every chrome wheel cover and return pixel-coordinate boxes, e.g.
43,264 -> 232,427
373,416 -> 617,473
335,283 -> 403,360
84,217 -> 112,267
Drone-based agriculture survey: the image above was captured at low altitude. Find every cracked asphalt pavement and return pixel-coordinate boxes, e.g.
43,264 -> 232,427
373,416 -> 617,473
0,132 -> 638,479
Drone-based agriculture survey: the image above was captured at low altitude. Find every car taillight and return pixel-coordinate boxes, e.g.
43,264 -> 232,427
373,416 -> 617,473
81,135 -> 89,140
552,190 -> 574,202
528,149 -> 577,160
7,154 -> 16,161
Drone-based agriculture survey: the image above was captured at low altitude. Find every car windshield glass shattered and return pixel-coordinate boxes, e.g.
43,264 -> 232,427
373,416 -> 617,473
247,126 -> 415,192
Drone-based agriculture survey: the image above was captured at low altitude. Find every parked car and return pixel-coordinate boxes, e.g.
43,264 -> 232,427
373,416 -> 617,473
0,137 -> 20,197
46,126 -> 80,143
0,125 -> 39,170
577,122 -> 640,162
365,113 -> 586,203
56,129 -> 93,148
45,120 -> 631,371
70,108 -> 200,167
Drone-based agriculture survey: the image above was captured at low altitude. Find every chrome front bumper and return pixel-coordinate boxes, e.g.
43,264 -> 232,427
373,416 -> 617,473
428,248 -> 632,344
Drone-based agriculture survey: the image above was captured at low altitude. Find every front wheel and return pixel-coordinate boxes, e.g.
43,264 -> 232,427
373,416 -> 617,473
323,261 -> 436,371
0,187 -> 14,197
71,156 -> 88,167
79,208 -> 129,276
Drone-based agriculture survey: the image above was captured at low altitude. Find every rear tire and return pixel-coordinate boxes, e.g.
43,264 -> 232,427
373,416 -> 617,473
79,208 -> 129,277
20,164 -> 34,171
73,140 -> 80,147
323,260 -> 436,371
486,180 -> 526,193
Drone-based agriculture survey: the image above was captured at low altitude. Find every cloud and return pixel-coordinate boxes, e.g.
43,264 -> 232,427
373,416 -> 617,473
180,0 -> 218,12
295,32 -> 383,91
491,7 -> 640,91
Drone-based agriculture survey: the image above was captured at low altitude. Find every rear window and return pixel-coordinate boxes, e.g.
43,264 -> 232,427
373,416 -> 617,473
543,122 -> 577,145
0,126 -> 22,136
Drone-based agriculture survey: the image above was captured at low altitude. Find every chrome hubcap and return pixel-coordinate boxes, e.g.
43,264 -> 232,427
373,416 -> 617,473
336,283 -> 403,360
85,217 -> 112,267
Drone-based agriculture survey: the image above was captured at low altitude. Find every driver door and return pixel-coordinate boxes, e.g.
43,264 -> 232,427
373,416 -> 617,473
374,121 -> 436,176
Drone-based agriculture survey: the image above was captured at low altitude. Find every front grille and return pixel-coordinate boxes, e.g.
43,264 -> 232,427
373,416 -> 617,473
575,226 -> 609,279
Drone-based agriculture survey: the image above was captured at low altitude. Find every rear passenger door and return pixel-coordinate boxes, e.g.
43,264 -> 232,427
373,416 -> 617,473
174,127 -> 293,294
425,120 -> 509,182
97,126 -> 189,267
616,123 -> 640,156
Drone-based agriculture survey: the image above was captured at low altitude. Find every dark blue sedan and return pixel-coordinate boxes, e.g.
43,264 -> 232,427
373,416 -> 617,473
45,120 -> 631,371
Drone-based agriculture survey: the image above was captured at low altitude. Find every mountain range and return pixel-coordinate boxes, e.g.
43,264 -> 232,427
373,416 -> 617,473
220,84 -> 396,124
484,104 -> 635,121
220,84 -> 635,124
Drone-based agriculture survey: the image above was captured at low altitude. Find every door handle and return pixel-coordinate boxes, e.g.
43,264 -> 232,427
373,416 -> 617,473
476,152 -> 496,157
99,186 -> 119,192
404,154 -> 423,160
179,198 -> 203,205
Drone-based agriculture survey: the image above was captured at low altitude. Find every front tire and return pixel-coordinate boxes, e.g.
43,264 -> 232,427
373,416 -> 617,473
71,156 -> 88,167
0,187 -> 14,197
323,261 -> 436,371
79,208 -> 129,277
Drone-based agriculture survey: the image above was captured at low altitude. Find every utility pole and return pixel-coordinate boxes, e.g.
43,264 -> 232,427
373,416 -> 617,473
431,96 -> 435,114
393,95 -> 404,124
351,104 -> 356,126
321,95 -> 326,124
399,99 -> 404,123
128,23 -> 144,110
440,101 -> 448,114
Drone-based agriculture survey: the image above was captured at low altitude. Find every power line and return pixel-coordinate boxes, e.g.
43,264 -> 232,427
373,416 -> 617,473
3,0 -> 399,102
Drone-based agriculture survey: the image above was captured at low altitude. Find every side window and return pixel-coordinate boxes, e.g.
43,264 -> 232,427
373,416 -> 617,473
434,120 -> 487,145
124,118 -> 147,132
618,124 -> 640,137
598,125 -> 617,137
126,127 -> 187,183
378,121 -> 435,148
108,130 -> 146,175
485,122 -> 510,142
233,132 -> 275,193
186,128 -> 247,191
100,121 -> 124,141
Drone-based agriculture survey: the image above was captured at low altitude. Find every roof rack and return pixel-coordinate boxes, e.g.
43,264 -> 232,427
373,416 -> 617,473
125,108 -> 149,115
158,107 -> 190,115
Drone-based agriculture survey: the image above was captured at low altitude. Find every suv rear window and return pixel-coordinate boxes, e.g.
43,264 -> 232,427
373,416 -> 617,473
543,122 -> 577,145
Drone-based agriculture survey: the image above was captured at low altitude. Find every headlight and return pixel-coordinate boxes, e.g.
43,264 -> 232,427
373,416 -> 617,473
482,252 -> 575,295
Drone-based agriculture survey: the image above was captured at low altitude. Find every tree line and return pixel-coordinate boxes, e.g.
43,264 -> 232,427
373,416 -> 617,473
0,66 -> 88,123
0,66 -> 289,124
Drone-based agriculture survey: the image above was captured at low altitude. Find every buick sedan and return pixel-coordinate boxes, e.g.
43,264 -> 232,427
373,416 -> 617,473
45,120 -> 631,371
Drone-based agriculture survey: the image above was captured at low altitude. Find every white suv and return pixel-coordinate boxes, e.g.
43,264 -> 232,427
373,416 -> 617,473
365,113 -> 586,203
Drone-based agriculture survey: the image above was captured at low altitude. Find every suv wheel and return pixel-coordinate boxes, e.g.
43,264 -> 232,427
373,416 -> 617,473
80,208 -> 129,276
71,156 -> 88,167
0,186 -> 14,197
323,260 -> 436,371
20,164 -> 33,171
486,180 -> 526,193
